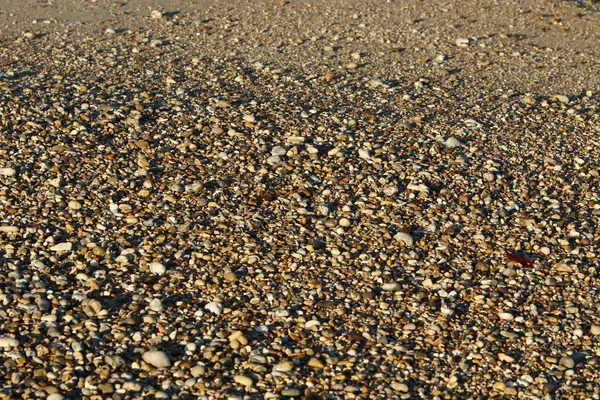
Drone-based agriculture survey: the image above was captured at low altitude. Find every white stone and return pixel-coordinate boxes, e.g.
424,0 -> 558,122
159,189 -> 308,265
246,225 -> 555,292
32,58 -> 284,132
358,148 -> 371,160
382,283 -> 402,292
142,351 -> 171,368
151,10 -> 163,19
0,226 -> 18,233
0,168 -> 16,177
149,298 -> 164,312
271,146 -> 287,156
266,155 -> 282,165
205,301 -> 223,316
243,114 -> 256,123
47,394 -> 65,400
445,136 -> 462,148
498,312 -> 514,321
394,232 -> 414,247
554,94 -> 569,104
50,242 -> 72,252
0,337 -> 19,348
591,325 -> 600,336
338,218 -> 351,227
150,262 -> 166,275
383,186 -> 398,196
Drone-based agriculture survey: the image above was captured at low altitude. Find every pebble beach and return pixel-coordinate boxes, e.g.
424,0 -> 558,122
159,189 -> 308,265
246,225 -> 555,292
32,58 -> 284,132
1,0 -> 600,399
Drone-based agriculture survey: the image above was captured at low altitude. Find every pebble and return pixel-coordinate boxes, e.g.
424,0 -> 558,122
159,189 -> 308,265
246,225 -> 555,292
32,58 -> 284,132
0,2 -> 598,398
0,167 -> 16,176
0,337 -> 19,348
233,374 -> 253,387
381,282 -> 402,291
559,356 -> 575,369
50,242 -> 72,252
149,298 -> 164,312
445,136 -> 462,148
150,262 -> 167,275
281,388 -> 302,397
498,312 -> 514,321
394,232 -> 414,247
205,301 -> 223,315
338,217 -> 351,227
46,395 -> 65,400
142,351 -> 171,368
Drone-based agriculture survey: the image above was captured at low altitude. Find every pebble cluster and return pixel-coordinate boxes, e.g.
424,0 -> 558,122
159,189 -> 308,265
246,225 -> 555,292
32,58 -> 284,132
1,0 -> 600,399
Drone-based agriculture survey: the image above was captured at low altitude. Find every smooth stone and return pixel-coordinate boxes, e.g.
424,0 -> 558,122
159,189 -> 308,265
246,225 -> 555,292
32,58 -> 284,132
68,200 -> 82,210
0,226 -> 18,233
149,298 -> 164,312
590,325 -> 600,335
50,242 -> 72,252
243,114 -> 256,123
281,388 -> 302,397
190,365 -> 206,377
307,358 -> 324,369
205,301 -> 223,316
0,168 -> 16,176
382,282 -> 402,292
151,10 -> 163,19
445,136 -> 462,148
233,374 -> 253,387
150,262 -> 166,275
394,232 -> 414,247
0,337 -> 19,348
338,218 -> 351,227
142,351 -> 171,368
559,356 -> 575,368
498,312 -> 514,321
122,381 -> 142,391
47,395 -> 64,400
554,95 -> 569,104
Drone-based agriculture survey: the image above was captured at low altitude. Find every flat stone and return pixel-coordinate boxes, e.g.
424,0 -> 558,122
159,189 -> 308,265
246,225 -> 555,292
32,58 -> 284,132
382,282 -> 402,292
0,168 -> 16,176
142,351 -> 171,368
394,232 -> 414,246
590,324 -> 600,335
50,242 -> 72,252
0,337 -> 19,348
234,374 -> 253,387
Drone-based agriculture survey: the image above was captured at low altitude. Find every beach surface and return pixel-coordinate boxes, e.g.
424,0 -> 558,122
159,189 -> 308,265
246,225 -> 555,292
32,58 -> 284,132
1,0 -> 600,399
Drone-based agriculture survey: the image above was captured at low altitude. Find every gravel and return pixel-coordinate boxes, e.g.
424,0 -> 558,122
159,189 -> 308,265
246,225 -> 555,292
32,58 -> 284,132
1,0 -> 600,398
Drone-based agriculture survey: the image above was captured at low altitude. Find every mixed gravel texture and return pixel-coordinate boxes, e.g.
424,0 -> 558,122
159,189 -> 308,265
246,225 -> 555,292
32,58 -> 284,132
1,0 -> 600,399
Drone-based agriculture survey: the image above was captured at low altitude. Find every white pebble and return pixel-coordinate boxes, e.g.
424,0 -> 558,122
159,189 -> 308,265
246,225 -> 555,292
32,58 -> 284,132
445,136 -> 462,148
50,242 -> 72,252
394,232 -> 414,247
205,301 -> 223,316
0,168 -> 16,176
142,351 -> 171,368
498,312 -> 514,321
382,283 -> 402,292
338,218 -> 351,227
150,262 -> 166,275
0,337 -> 19,348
